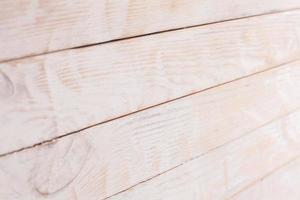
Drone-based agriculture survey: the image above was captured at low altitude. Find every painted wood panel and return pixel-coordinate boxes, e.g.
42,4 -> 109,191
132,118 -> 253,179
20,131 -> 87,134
1,11 -> 300,155
0,61 -> 299,199
107,111 -> 300,200
231,157 -> 300,200
1,0 -> 300,61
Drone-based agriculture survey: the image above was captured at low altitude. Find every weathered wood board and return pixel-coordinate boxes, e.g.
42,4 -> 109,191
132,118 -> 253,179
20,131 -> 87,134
0,61 -> 299,200
231,157 -> 300,200
1,0 -> 300,61
1,11 -> 300,155
107,111 -> 300,200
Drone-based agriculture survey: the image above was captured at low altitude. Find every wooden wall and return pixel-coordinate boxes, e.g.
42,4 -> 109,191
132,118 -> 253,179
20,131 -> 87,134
0,1 -> 300,199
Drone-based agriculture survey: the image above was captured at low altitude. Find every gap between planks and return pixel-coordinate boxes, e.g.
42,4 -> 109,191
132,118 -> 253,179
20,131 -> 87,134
102,107 -> 300,200
228,151 -> 300,199
1,59 -> 300,199
2,9 -> 300,156
1,58 -> 299,158
1,7 -> 300,64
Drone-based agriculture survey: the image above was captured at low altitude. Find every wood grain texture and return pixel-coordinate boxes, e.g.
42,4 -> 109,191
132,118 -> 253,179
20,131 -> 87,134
1,11 -> 300,155
107,111 -> 300,200
0,61 -> 299,200
1,0 -> 300,61
231,156 -> 300,200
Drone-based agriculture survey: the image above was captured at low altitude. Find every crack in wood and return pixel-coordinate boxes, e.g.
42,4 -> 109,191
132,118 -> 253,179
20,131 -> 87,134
1,7 -> 300,64
0,58 -> 299,158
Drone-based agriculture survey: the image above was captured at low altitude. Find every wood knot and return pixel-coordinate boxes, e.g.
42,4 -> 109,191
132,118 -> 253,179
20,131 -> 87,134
0,70 -> 14,99
31,135 -> 91,196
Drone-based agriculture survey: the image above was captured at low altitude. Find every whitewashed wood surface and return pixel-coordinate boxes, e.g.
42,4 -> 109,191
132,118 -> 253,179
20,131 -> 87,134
1,0 -> 300,61
1,11 -> 300,156
232,156 -> 300,200
107,111 -> 300,200
0,61 -> 299,200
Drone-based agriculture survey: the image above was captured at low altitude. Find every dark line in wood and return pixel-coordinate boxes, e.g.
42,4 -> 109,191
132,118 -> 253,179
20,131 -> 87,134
102,107 -> 300,200
229,153 -> 300,199
1,7 -> 300,64
0,58 -> 299,158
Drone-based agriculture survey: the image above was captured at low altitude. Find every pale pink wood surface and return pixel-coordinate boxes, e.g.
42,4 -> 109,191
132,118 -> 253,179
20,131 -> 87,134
1,11 -> 300,155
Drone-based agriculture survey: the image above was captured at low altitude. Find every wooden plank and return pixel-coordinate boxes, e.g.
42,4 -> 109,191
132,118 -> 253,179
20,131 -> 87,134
231,157 -> 300,200
0,61 -> 299,199
1,11 -> 300,155
106,111 -> 300,200
1,0 -> 300,61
